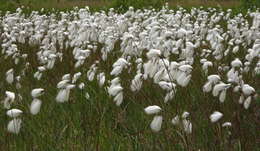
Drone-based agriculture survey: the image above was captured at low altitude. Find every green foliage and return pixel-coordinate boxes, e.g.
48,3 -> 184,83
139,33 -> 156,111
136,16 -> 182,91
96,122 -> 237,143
0,0 -> 250,14
240,0 -> 260,8
111,0 -> 166,11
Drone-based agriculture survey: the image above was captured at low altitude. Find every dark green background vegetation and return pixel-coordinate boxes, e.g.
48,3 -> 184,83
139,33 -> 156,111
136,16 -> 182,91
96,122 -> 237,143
0,0 -> 259,13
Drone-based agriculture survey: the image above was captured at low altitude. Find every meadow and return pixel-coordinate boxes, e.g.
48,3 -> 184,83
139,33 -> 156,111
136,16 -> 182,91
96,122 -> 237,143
0,1 -> 260,151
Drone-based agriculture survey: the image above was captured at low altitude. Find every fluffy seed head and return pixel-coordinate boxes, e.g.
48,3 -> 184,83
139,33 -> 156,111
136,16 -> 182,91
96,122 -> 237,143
210,111 -> 223,123
7,109 -> 23,118
144,105 -> 161,115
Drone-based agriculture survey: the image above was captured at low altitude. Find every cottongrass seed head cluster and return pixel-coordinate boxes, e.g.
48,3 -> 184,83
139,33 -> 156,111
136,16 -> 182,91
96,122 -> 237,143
0,5 -> 259,138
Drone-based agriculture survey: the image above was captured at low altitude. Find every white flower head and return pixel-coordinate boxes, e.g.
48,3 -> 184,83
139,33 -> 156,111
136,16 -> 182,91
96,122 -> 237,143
243,96 -> 252,109
150,115 -> 163,132
242,84 -> 255,96
56,89 -> 70,103
182,119 -> 192,134
6,68 -> 14,84
30,98 -> 42,115
231,58 -> 242,68
171,115 -> 180,125
31,88 -> 44,98
147,49 -> 161,59
6,109 -> 23,118
5,91 -> 15,101
212,83 -> 231,97
85,92 -> 90,99
78,82 -> 85,89
222,122 -> 232,127
108,85 -> 123,96
207,75 -> 221,84
57,80 -> 70,89
210,111 -> 223,123
7,118 -> 22,134
144,105 -> 161,115
114,92 -> 123,106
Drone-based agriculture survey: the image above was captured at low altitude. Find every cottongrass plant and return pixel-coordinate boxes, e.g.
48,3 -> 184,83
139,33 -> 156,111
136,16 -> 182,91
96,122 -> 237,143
0,5 -> 259,150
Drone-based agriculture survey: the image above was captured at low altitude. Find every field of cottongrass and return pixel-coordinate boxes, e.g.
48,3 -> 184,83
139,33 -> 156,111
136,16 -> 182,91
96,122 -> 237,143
0,5 -> 259,150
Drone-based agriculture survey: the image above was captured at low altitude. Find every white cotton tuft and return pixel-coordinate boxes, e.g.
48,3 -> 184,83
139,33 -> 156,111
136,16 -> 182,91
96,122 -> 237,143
178,65 -> 193,73
130,74 -> 143,92
207,75 -> 221,84
66,84 -> 75,89
85,92 -> 90,99
210,111 -> 223,123
171,115 -> 180,125
78,83 -> 85,89
159,81 -> 176,91
56,89 -> 70,103
231,58 -> 242,68
4,91 -> 16,109
31,88 -> 44,98
62,74 -> 71,81
147,49 -> 161,59
242,84 -> 255,96
243,96 -> 252,109
150,115 -> 163,132
164,90 -> 175,103
233,85 -> 240,92
239,95 -> 244,104
114,92 -> 123,106
177,72 -> 186,86
179,74 -> 192,87
6,109 -> 23,118
222,122 -> 232,127
232,45 -> 239,53
30,99 -> 42,115
182,119 -> 192,134
144,105 -> 161,115
203,81 -> 212,92
112,58 -> 129,68
57,80 -> 69,89
38,66 -> 46,72
34,71 -> 42,80
111,58 -> 129,76
153,69 -> 165,84
87,70 -> 95,81
72,72 -> 82,83
111,77 -> 120,85
202,61 -> 213,74
108,85 -> 123,96
97,73 -> 106,87
7,118 -> 22,134
6,69 -> 14,84
110,66 -> 123,76
182,111 -> 190,119
212,83 -> 230,97
5,91 -> 15,101
219,89 -> 227,103
143,60 -> 158,78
